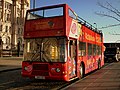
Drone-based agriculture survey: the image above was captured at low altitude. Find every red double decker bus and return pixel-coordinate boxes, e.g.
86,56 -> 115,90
22,4 -> 104,81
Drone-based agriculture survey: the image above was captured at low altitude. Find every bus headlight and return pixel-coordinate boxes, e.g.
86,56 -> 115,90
24,66 -> 28,71
56,68 -> 60,73
24,65 -> 32,72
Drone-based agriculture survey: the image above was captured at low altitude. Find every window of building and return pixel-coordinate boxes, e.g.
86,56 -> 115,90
0,25 -> 2,31
21,28 -> 23,35
5,26 -> 8,32
17,7 -> 20,13
5,2 -> 7,8
18,28 -> 21,35
0,1 -> 2,7
6,36 -> 10,45
5,2 -> 11,10
7,2 -> 9,9
0,12 -> 2,19
8,3 -> 11,10
7,14 -> 9,21
9,27 -> 11,33
17,17 -> 20,24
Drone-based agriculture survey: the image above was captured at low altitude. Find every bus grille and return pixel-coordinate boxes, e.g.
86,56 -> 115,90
33,64 -> 49,70
32,71 -> 49,76
32,64 -> 49,76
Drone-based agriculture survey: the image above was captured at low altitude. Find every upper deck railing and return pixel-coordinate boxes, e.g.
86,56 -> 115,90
77,16 -> 102,36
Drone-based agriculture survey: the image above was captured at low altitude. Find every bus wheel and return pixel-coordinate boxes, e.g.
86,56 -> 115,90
98,60 -> 101,70
80,64 -> 84,78
115,55 -> 119,62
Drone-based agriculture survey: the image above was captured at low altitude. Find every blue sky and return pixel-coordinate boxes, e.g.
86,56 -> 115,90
30,0 -> 120,43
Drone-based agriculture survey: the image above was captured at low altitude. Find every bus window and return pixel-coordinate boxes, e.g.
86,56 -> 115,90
79,42 -> 86,56
27,42 -> 30,52
93,44 -> 96,55
88,43 -> 92,56
27,7 -> 63,20
27,11 -> 43,20
69,40 -> 76,58
96,45 -> 101,55
44,7 -> 63,17
69,9 -> 77,19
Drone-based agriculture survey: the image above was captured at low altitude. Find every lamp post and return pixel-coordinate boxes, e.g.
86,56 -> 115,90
94,23 -> 97,30
33,0 -> 36,9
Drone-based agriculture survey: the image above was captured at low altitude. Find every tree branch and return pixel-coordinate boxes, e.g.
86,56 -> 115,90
106,1 -> 120,17
96,1 -> 120,22
95,12 -> 120,22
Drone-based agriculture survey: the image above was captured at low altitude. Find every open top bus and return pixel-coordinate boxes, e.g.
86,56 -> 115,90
22,4 -> 104,81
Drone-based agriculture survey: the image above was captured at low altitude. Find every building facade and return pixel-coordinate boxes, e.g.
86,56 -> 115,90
104,43 -> 120,48
0,0 -> 30,56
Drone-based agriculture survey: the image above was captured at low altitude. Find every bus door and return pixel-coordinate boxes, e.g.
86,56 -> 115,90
68,40 -> 77,78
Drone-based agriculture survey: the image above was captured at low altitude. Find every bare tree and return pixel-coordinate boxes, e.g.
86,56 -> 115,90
95,1 -> 120,22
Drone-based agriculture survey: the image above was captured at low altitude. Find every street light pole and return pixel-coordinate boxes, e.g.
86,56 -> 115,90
94,23 -> 97,30
33,0 -> 36,9
11,0 -> 16,55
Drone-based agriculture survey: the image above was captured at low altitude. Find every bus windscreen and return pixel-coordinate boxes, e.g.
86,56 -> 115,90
24,37 -> 66,62
27,7 -> 63,20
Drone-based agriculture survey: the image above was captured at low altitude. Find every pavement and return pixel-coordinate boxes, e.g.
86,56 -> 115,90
63,62 -> 120,90
0,57 -> 23,72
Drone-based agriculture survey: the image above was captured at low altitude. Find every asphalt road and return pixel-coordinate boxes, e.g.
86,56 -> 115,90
0,70 -> 30,90
0,70 -> 67,90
